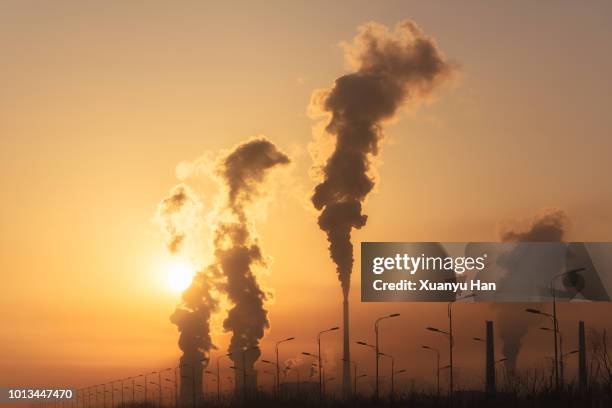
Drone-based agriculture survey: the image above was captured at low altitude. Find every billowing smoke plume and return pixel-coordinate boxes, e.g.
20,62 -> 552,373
157,184 -> 201,254
496,209 -> 569,371
158,184 -> 216,405
170,266 -> 221,405
161,137 -> 289,402
309,19 -> 454,393
214,138 -> 290,394
500,209 -> 568,243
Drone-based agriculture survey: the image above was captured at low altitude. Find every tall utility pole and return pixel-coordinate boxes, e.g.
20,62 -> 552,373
379,352 -> 395,399
422,346 -> 440,398
427,294 -> 473,405
551,267 -> 585,391
158,371 -> 163,408
132,377 -> 137,405
242,350 -> 247,401
448,303 -> 453,402
374,314 -> 400,401
317,327 -> 339,404
552,282 -> 559,391
342,295 -> 350,399
275,337 -> 295,398
485,321 -> 495,394
216,353 -> 230,403
578,321 -> 587,393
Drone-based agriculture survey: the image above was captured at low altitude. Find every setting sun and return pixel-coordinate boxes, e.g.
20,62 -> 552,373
165,259 -> 194,293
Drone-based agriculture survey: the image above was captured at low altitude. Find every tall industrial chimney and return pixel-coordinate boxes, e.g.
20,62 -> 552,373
342,297 -> 351,397
486,320 -> 496,394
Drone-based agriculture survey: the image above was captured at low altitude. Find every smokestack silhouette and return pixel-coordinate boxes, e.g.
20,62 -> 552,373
497,209 -> 569,371
215,138 -> 290,397
158,184 -> 217,406
309,19 -> 454,395
162,138 -> 289,403
170,267 -> 220,406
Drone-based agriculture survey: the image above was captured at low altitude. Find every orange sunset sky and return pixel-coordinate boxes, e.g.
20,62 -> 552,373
1,0 -> 612,394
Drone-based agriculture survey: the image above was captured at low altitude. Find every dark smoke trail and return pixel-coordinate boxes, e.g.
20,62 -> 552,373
214,138 -> 290,396
309,20 -> 454,394
170,266 -> 221,406
158,184 -> 217,406
161,138 -> 288,403
496,209 -> 569,371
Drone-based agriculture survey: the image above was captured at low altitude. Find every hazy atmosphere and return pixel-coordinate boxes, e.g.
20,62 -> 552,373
1,1 -> 612,403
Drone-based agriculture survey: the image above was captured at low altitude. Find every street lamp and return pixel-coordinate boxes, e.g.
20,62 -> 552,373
446,293 -> 475,402
261,358 -> 277,395
95,385 -> 101,408
301,351 -> 319,397
102,384 -> 109,408
355,374 -> 367,395
133,375 -> 143,404
374,313 -> 400,401
163,377 -> 176,408
422,345 -> 440,398
526,307 -> 557,389
119,378 -> 130,408
159,368 -> 172,408
426,324 -> 453,396
275,337 -> 295,399
378,352 -> 396,400
147,381 -> 158,408
134,383 -> 143,404
216,353 -> 231,402
316,327 -> 338,404
537,267 -> 586,391
144,372 -> 158,406
552,267 -> 585,391
541,326 -> 579,390
395,368 -> 407,394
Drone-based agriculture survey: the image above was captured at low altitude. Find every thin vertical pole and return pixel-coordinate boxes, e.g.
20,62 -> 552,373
375,323 -> 380,401
448,303 -> 454,405
552,283 -> 559,391
485,321 -> 495,394
579,321 -> 587,393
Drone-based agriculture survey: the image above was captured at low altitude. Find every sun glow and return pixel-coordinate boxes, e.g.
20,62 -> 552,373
165,259 -> 195,293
